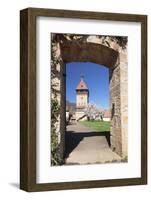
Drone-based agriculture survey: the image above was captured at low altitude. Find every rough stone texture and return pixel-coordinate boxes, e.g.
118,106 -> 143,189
120,50 -> 128,157
51,35 -> 128,160
51,42 -> 65,160
109,63 -> 122,156
109,49 -> 128,157
60,41 -> 118,69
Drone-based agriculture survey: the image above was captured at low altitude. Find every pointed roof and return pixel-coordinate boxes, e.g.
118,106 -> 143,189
76,76 -> 88,90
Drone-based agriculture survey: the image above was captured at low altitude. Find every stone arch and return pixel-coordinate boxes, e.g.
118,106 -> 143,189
60,41 -> 118,68
52,36 -> 128,161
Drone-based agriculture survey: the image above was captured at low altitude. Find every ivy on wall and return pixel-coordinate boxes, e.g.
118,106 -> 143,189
51,98 -> 61,165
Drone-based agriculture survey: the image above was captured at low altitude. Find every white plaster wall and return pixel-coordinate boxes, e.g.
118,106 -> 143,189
76,93 -> 88,108
103,118 -> 110,122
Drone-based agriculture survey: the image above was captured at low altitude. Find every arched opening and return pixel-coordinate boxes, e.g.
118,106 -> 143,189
60,40 -> 118,68
60,41 -> 122,160
65,62 -> 114,164
51,33 -> 128,165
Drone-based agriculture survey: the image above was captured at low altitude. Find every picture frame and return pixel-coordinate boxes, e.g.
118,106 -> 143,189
20,7 -> 147,191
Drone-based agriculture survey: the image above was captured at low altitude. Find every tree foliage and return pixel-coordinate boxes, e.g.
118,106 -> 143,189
84,104 -> 104,121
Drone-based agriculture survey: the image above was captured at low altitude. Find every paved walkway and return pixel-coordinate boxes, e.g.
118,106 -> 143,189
65,122 -> 121,165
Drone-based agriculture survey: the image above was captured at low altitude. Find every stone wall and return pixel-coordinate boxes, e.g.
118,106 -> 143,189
109,48 -> 128,157
51,41 -> 65,160
120,49 -> 128,157
109,62 -> 122,155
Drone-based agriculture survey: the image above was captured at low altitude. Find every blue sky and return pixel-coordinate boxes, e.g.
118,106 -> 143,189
66,62 -> 109,109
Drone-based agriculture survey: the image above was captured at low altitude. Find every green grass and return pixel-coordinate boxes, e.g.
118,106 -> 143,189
80,120 -> 110,132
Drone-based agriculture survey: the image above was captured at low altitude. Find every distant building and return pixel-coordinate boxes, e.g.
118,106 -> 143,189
66,76 -> 111,122
75,76 -> 89,121
66,101 -> 76,122
103,109 -> 111,121
66,101 -> 76,112
76,76 -> 89,110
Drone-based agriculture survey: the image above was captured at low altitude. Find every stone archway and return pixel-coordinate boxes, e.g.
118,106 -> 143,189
51,35 -> 128,161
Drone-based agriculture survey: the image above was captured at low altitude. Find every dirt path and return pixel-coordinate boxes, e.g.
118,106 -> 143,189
65,122 -> 121,165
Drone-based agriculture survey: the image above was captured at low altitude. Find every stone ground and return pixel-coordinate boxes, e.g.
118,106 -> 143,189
65,122 -> 121,165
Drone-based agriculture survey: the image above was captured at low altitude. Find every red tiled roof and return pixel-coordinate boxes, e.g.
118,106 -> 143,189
103,110 -> 111,118
76,78 -> 88,90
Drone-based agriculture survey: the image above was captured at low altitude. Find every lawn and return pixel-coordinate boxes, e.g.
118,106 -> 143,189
80,120 -> 110,132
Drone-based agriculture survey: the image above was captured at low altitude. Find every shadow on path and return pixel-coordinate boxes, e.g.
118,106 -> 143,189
65,130 -> 110,159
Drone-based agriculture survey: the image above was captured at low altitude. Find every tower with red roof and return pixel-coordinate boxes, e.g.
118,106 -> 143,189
76,76 -> 89,110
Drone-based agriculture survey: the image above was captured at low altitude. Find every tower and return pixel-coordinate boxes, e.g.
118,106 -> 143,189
76,76 -> 89,110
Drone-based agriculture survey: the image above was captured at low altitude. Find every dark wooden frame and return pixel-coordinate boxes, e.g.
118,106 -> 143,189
20,7 -> 147,192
